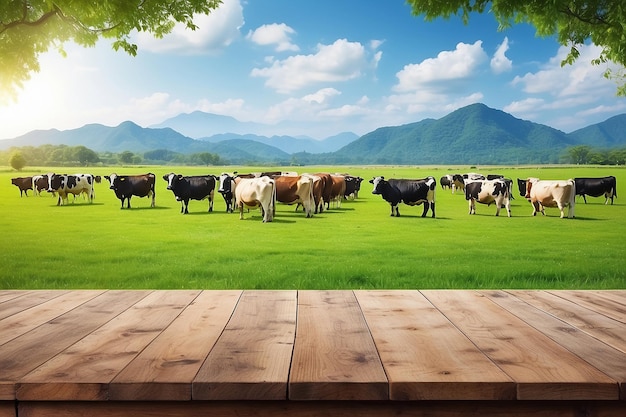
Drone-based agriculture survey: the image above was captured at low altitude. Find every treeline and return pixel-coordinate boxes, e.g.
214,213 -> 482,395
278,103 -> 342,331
563,145 -> 626,165
0,145 -> 225,170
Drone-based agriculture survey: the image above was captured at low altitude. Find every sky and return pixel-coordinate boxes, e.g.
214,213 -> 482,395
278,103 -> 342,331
1,0 -> 626,141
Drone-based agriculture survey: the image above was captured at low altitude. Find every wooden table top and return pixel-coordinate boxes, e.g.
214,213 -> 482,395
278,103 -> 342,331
1,290 -> 625,404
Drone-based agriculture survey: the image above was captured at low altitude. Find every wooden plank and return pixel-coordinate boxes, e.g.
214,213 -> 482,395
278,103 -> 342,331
0,290 -> 105,345
0,291 -> 68,321
16,400 -> 626,417
0,290 -> 150,400
17,291 -> 200,401
109,290 -> 242,401
0,402 -> 14,417
511,291 -> 626,354
549,290 -> 626,324
0,291 -> 29,304
422,290 -> 618,400
192,290 -> 297,400
289,290 -> 388,400
486,291 -> 626,400
356,290 -> 515,400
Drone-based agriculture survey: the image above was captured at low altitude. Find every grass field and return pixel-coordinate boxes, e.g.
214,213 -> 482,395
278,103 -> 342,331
1,165 -> 624,290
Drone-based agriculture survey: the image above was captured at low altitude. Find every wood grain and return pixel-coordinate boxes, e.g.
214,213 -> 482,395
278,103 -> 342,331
110,291 -> 241,400
192,290 -> 297,400
0,290 -> 150,400
17,291 -> 200,401
422,290 -> 618,400
356,290 -> 515,400
289,290 -> 388,400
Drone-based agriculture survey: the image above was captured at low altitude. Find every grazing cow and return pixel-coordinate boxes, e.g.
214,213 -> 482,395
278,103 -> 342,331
329,174 -> 347,208
163,173 -> 217,214
439,175 -> 453,190
104,173 -> 155,209
343,175 -> 363,199
369,176 -> 436,217
234,176 -> 276,222
574,176 -> 617,205
274,175 -> 315,218
300,174 -> 325,214
516,178 -> 527,197
32,175 -> 50,196
313,172 -> 334,212
451,174 -> 465,193
217,173 -> 237,213
11,177 -> 33,197
525,178 -> 575,219
47,173 -> 95,205
464,179 -> 511,217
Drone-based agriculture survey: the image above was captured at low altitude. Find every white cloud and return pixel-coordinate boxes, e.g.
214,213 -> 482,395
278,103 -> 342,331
246,23 -> 299,52
491,37 -> 512,74
302,88 -> 341,104
134,0 -> 244,54
511,44 -> 617,97
393,41 -> 488,92
250,39 -> 367,93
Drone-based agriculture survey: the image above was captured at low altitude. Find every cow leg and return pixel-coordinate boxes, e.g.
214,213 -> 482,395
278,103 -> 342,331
208,194 -> 214,212
468,199 -> 474,215
239,203 -> 244,220
126,197 -> 132,209
422,203 -> 430,217
430,202 -> 435,218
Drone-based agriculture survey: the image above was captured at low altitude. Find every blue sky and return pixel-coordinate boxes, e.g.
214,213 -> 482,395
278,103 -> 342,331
1,0 -> 625,140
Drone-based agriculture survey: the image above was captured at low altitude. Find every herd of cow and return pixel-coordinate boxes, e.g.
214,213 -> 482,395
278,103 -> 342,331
10,171 -> 617,221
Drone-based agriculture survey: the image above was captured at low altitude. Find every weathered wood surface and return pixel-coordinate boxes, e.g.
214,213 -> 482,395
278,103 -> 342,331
1,290 -> 625,417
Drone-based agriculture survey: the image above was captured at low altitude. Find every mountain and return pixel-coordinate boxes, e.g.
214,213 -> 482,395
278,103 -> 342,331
150,111 -> 267,138
567,113 -> 626,148
3,103 -> 626,164
332,103 -> 580,164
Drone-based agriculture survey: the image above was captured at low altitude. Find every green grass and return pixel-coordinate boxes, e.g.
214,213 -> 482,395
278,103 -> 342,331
1,165 -> 625,289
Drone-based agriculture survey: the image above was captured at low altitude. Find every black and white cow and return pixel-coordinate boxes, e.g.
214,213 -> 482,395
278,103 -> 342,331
369,176 -> 436,217
574,176 -> 617,205
517,178 -> 527,197
104,173 -> 155,209
439,175 -> 453,190
47,173 -> 95,205
163,173 -> 217,214
217,173 -> 237,213
464,179 -> 511,217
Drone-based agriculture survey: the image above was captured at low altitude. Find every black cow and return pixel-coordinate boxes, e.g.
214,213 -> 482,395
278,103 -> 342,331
369,176 -> 436,217
574,176 -> 617,204
163,173 -> 217,214
217,173 -> 236,213
344,175 -> 364,199
104,173 -> 155,209
11,177 -> 32,197
517,178 -> 527,197
439,175 -> 453,190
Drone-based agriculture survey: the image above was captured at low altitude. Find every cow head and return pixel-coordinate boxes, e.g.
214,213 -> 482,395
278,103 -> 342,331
163,173 -> 181,190
218,173 -> 234,195
524,178 -> 536,199
104,173 -> 118,190
369,176 -> 386,195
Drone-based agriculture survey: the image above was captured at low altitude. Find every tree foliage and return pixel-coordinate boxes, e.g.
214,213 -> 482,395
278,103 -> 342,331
406,0 -> 626,95
9,150 -> 26,171
0,0 -> 222,99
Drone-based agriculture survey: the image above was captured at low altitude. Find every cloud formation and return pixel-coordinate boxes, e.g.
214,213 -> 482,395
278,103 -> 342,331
247,23 -> 299,52
250,39 -> 367,93
491,37 -> 512,74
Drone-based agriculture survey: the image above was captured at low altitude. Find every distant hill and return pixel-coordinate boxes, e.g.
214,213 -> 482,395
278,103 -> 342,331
150,111 -> 266,138
567,113 -> 626,148
2,103 -> 626,164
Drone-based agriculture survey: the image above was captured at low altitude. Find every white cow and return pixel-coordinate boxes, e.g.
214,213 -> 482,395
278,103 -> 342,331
525,178 -> 576,219
234,176 -> 276,222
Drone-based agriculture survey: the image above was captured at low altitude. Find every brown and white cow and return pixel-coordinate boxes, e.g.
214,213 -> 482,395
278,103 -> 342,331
234,176 -> 276,222
464,179 -> 511,217
525,178 -> 575,218
11,177 -> 32,197
329,174 -> 347,209
274,175 -> 315,218
47,173 -> 95,205
104,173 -> 156,209
313,173 -> 334,212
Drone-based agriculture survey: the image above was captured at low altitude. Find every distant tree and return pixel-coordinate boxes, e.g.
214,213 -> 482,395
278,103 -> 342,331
0,0 -> 222,100
193,152 -> 219,166
9,150 -> 26,171
566,145 -> 593,164
406,0 -> 626,95
118,151 -> 135,164
72,146 -> 100,166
